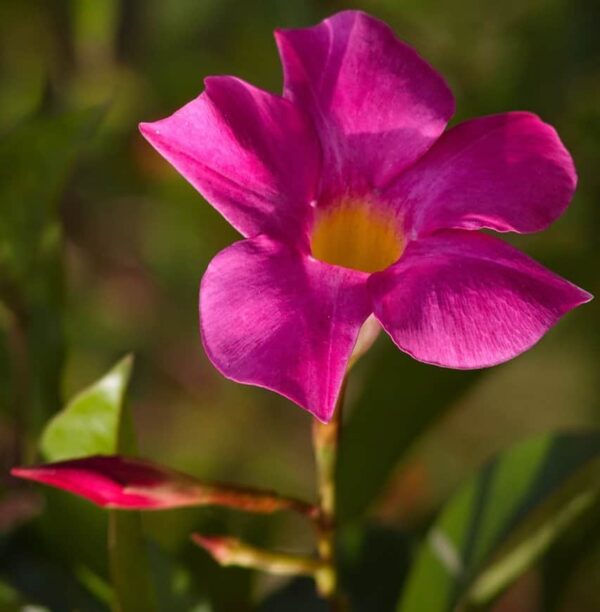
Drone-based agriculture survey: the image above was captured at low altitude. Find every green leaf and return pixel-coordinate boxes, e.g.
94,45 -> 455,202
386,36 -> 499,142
398,432 -> 600,612
39,355 -> 157,612
40,355 -> 134,461
339,344 -> 480,521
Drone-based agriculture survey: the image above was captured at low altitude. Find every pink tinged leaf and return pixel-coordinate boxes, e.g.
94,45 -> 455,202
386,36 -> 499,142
199,235 -> 372,422
275,10 -> 454,199
139,76 -> 321,249
369,231 -> 592,369
387,112 -> 577,237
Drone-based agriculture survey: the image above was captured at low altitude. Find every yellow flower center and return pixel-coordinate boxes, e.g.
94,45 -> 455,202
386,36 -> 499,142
310,200 -> 404,273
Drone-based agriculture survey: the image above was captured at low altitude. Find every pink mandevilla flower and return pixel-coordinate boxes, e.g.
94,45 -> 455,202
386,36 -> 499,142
140,10 -> 591,423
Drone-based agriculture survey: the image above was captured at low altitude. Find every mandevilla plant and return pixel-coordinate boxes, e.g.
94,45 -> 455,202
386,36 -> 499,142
11,10 -> 595,612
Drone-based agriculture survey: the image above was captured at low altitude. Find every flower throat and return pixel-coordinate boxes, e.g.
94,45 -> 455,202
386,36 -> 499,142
311,199 -> 404,273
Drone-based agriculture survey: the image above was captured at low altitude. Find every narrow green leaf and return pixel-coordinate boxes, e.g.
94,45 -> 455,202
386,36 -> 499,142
398,432 -> 600,612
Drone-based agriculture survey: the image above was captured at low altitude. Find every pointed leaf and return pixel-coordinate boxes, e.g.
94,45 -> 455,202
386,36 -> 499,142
40,356 -> 133,462
398,432 -> 600,611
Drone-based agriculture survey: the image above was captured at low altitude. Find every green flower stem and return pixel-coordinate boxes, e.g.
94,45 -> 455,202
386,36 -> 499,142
188,381 -> 349,610
312,379 -> 347,605
192,534 -> 326,577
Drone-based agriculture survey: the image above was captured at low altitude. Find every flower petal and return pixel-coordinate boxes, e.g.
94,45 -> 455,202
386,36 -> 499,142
369,231 -> 591,369
200,236 -> 371,422
388,112 -> 577,236
275,10 -> 454,198
140,76 -> 320,247
11,456 -> 204,509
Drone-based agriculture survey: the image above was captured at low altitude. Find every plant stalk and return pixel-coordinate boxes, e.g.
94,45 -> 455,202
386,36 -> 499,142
312,379 -> 347,607
197,482 -> 319,521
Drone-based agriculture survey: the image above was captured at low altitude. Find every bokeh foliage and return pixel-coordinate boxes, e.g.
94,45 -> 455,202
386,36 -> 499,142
1,0 -> 599,610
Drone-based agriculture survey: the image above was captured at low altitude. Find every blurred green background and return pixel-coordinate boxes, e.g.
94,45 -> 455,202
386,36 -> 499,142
1,0 -> 599,610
